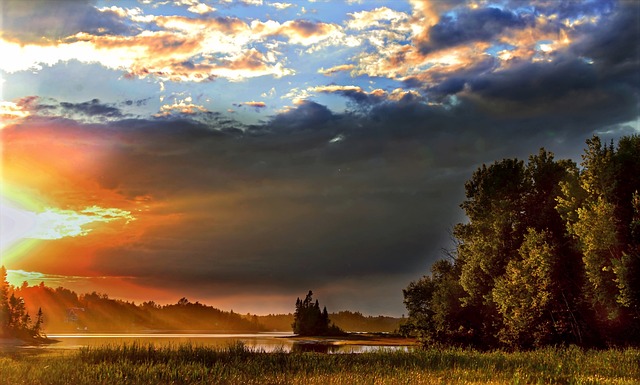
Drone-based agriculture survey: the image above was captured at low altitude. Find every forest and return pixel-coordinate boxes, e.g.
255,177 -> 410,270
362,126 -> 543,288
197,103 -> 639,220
0,272 -> 400,336
402,135 -> 640,349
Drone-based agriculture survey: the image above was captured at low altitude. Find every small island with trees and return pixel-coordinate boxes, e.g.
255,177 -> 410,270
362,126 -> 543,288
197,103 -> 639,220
291,291 -> 345,336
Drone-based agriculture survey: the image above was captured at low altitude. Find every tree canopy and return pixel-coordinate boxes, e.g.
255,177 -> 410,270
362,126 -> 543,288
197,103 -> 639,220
403,135 -> 640,349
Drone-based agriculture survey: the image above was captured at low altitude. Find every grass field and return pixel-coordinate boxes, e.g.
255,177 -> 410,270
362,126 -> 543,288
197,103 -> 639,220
1,343 -> 638,384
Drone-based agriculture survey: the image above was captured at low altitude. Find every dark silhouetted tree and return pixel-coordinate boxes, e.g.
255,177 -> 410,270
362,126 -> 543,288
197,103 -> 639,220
0,266 -> 9,337
0,266 -> 49,341
292,291 -> 342,336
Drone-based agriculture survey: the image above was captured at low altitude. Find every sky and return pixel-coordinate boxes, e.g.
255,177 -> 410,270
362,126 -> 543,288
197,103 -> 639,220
0,0 -> 638,316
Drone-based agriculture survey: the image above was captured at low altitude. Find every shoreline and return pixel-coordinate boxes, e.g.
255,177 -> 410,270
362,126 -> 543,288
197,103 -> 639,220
283,333 -> 418,346
0,336 -> 59,346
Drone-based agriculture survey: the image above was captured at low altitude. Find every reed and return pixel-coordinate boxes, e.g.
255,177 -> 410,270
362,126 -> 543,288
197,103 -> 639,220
1,343 -> 638,384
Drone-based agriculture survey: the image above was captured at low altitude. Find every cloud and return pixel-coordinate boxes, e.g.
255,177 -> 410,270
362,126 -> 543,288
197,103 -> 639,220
268,2 -> 295,10
252,19 -> 344,46
346,7 -> 409,31
188,3 -> 217,14
0,4 -> 307,82
571,1 -> 639,82
59,99 -> 124,119
5,59 -> 639,311
263,100 -> 336,132
418,7 -> 531,54
0,101 -> 31,129
156,97 -> 209,117
309,85 -> 423,106
2,0 -> 639,315
318,64 -> 355,76
243,101 -> 267,108
6,97 -> 126,123
0,0 -> 138,42
26,206 -> 135,240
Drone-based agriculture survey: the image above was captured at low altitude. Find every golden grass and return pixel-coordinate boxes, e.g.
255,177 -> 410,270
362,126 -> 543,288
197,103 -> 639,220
0,343 -> 638,385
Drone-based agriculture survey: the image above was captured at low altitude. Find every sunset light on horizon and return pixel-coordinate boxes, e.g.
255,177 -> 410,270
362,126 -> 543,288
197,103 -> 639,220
1,0 -> 638,316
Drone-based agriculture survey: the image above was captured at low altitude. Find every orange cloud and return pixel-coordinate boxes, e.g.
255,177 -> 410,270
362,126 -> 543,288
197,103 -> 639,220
0,12 -> 294,82
0,101 -> 31,129
252,19 -> 343,46
344,1 -> 581,91
244,101 -> 267,108
0,116 -> 185,278
308,85 -> 423,104
318,64 -> 355,76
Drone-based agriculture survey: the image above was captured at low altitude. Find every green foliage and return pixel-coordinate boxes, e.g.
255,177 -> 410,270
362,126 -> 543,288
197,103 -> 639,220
493,229 -> 556,348
457,158 -> 528,305
404,135 -> 640,349
572,197 -> 619,310
401,260 -> 478,347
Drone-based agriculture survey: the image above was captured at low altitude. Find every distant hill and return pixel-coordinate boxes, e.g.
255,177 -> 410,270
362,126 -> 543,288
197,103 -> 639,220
13,283 -> 402,334
14,284 -> 261,333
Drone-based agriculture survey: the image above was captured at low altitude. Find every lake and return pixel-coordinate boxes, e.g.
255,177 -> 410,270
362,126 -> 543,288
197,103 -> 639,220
23,332 -> 412,354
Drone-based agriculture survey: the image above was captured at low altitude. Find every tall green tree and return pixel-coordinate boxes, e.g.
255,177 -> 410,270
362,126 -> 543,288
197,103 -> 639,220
493,229 -> 559,348
557,135 -> 640,343
405,144 -> 622,349
402,259 -> 480,347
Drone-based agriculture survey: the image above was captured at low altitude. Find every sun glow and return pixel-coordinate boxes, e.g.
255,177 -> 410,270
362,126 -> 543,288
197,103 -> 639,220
27,206 -> 135,240
0,196 -> 136,263
0,101 -> 30,129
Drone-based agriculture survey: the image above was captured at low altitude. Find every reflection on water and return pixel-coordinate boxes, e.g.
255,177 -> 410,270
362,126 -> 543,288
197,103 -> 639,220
291,342 -> 340,354
5,332 -> 411,354
45,332 -> 292,352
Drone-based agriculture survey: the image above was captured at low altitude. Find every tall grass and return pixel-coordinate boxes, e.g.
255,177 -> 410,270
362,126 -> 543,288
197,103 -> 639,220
1,343 -> 638,384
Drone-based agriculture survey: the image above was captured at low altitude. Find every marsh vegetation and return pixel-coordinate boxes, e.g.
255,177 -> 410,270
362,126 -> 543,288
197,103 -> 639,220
1,343 -> 638,385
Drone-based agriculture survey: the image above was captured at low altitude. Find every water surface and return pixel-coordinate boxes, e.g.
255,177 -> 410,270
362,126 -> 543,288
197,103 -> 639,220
28,332 -> 411,353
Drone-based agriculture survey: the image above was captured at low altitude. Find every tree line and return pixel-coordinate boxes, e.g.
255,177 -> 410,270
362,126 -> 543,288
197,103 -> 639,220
3,279 -> 399,335
0,266 -> 45,341
403,135 -> 640,349
4,281 -> 263,333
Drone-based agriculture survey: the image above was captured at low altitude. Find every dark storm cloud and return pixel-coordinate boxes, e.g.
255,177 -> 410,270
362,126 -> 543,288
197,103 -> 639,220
419,7 -> 532,54
122,99 -> 151,107
6,1 -> 638,315
413,2 -> 639,124
80,96 -> 619,313
468,57 -> 598,103
255,100 -> 337,134
424,57 -> 498,99
571,1 -> 640,86
527,0 -> 616,21
311,87 -> 397,108
0,0 -> 137,42
59,99 -> 124,118
11,63 -> 638,314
